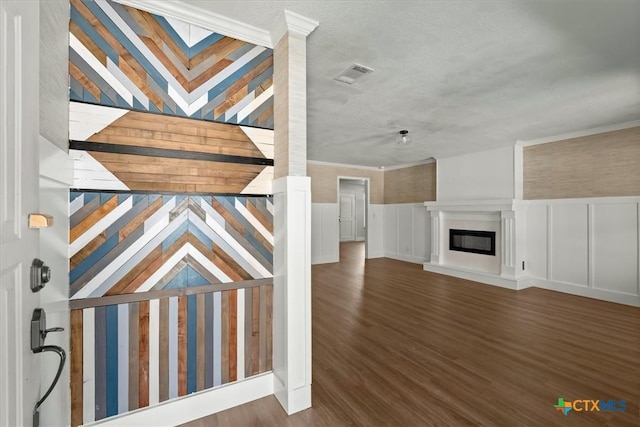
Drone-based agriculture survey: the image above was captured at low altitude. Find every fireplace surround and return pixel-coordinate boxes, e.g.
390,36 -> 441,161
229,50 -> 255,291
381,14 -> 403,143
423,199 -> 528,289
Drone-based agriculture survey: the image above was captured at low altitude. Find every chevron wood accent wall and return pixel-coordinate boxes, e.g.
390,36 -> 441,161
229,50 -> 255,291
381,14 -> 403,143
69,0 -> 274,128
69,192 -> 273,425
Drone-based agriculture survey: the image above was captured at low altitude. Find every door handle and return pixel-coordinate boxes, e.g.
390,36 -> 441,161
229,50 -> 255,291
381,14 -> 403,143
30,308 -> 65,427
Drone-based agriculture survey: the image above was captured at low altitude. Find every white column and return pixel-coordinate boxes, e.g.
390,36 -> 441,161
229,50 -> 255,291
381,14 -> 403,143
270,11 -> 318,415
501,211 -> 516,277
428,210 -> 444,265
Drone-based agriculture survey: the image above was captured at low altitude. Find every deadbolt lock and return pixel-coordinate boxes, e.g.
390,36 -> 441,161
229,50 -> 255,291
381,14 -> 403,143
31,258 -> 51,293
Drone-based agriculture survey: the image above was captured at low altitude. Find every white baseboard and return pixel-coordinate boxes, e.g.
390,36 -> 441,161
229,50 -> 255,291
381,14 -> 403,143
312,256 -> 339,265
385,253 -> 425,265
529,278 -> 640,307
367,251 -> 385,259
85,373 -> 274,427
423,263 -> 526,290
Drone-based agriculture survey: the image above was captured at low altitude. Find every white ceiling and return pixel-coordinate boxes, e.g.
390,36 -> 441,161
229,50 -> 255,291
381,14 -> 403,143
185,0 -> 640,167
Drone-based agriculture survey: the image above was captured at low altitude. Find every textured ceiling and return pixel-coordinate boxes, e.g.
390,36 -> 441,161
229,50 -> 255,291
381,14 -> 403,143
184,0 -> 640,167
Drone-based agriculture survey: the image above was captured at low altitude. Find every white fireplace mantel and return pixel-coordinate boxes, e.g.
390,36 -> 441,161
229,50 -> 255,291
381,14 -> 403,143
423,199 -> 528,290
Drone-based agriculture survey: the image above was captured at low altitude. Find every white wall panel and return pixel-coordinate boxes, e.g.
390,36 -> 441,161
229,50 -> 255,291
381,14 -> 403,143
550,204 -> 588,286
412,205 -> 428,260
592,204 -> 638,294
311,203 -> 339,264
526,204 -> 548,279
384,205 -> 398,255
383,204 -> 429,264
367,204 -> 384,259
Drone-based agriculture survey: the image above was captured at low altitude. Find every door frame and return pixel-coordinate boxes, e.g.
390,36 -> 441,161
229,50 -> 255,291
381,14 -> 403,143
337,176 -> 370,259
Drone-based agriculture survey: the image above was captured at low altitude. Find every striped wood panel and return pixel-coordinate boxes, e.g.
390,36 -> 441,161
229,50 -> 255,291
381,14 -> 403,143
69,285 -> 273,425
69,0 -> 274,128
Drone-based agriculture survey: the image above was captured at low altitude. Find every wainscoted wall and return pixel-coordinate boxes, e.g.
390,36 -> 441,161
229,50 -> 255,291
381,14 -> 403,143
524,127 -> 640,200
383,204 -> 430,264
525,197 -> 640,307
384,162 -> 436,204
69,192 -> 274,425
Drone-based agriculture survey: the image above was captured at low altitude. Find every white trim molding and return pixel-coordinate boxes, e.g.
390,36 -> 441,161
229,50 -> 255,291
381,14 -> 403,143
86,373 -> 274,426
271,10 -> 319,44
516,120 -> 640,147
114,0 -> 273,47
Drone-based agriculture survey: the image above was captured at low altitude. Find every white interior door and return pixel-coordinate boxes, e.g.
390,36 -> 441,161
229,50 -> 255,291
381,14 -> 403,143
0,1 -> 42,425
339,193 -> 356,241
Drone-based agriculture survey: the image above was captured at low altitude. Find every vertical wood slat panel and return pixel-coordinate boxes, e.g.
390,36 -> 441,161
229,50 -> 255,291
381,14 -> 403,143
251,286 -> 260,376
266,285 -> 273,371
178,295 -> 188,396
159,297 -> 169,402
244,285 -> 253,378
221,291 -> 229,384
70,310 -> 83,427
94,306 -> 107,420
138,300 -> 150,408
196,293 -> 206,391
128,302 -> 139,411
229,289 -> 237,382
204,292 -> 214,389
259,285 -> 267,372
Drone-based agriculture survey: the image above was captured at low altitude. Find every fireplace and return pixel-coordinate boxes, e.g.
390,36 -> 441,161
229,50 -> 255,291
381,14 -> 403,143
449,229 -> 496,256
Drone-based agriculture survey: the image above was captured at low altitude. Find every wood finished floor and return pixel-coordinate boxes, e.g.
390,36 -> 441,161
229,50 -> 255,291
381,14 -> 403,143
184,242 -> 640,426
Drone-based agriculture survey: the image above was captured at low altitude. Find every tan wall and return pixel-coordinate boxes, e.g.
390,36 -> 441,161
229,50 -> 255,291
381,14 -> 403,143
524,127 -> 640,199
307,163 -> 384,203
384,163 -> 437,204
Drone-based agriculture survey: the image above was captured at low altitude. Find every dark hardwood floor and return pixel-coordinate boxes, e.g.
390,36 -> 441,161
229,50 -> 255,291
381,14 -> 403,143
184,242 -> 640,426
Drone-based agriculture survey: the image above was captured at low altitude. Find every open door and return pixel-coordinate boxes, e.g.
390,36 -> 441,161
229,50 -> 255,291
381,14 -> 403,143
0,1 -> 43,425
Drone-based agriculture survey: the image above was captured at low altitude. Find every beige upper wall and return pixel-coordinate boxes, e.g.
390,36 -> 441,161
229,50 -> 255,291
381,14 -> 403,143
384,163 -> 437,203
524,126 -> 640,199
307,163 -> 384,203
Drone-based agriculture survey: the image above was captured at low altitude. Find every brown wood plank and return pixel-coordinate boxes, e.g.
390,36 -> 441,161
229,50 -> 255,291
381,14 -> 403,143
265,285 -> 272,371
221,291 -> 229,384
159,297 -> 169,402
187,58 -> 233,93
211,198 -> 245,236
177,295 -> 188,396
246,199 -> 273,233
70,309 -> 83,427
118,57 -> 164,111
181,242 -> 640,427
214,56 -> 273,118
251,287 -> 260,376
69,60 -> 101,101
196,293 -> 206,391
93,161 -> 263,180
70,21 -> 106,65
70,231 -> 106,269
109,172 -> 256,186
138,300 -> 150,408
118,196 -> 163,241
187,234 -> 244,282
107,246 -> 162,296
70,195 -> 117,243
256,105 -> 274,127
125,6 -> 189,70
137,36 -> 189,91
128,302 -> 139,411
258,285 -> 267,373
125,181 -> 246,195
86,133 -> 264,158
189,36 -> 240,70
229,289 -> 237,382
111,111 -> 257,142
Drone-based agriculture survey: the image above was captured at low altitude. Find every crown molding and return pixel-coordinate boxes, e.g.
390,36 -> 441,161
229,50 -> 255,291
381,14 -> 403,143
307,160 -> 382,171
383,158 -> 436,171
270,10 -> 319,44
114,0 -> 273,48
516,120 -> 640,147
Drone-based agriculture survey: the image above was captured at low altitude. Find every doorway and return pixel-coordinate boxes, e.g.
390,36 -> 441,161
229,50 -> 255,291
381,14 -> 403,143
337,177 -> 370,261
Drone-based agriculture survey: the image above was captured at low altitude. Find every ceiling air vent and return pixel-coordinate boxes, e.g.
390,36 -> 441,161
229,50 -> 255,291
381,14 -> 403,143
334,63 -> 374,85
